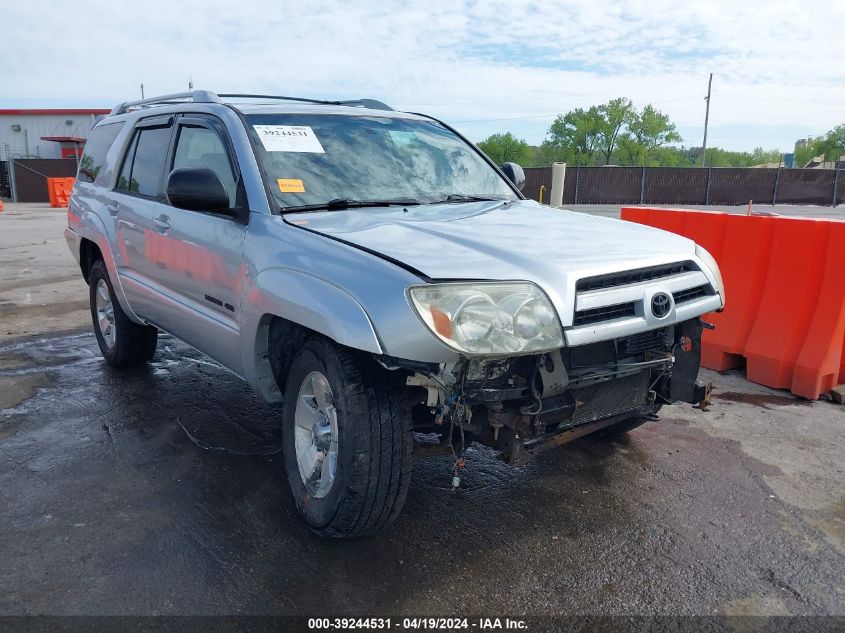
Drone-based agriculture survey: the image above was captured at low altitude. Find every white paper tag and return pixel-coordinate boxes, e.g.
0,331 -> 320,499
253,125 -> 325,153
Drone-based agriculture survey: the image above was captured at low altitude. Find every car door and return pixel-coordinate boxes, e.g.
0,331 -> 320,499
108,115 -> 176,319
141,114 -> 248,373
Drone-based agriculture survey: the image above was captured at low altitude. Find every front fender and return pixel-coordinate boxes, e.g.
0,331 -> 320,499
240,267 -> 383,400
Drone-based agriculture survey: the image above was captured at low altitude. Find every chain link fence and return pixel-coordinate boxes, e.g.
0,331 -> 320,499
523,166 -> 843,207
0,161 -> 10,198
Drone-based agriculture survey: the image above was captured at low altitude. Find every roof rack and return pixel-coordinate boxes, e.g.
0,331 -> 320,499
110,90 -> 221,115
110,90 -> 393,116
219,94 -> 394,111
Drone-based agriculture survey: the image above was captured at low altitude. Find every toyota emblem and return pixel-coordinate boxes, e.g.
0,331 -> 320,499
651,292 -> 672,318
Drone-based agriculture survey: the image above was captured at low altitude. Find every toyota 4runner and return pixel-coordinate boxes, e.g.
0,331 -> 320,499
66,90 -> 724,538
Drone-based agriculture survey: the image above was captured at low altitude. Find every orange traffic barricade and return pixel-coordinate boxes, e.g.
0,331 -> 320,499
47,177 -> 75,208
621,206 -> 845,400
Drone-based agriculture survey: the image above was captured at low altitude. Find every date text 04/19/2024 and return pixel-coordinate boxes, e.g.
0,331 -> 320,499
307,618 -> 529,630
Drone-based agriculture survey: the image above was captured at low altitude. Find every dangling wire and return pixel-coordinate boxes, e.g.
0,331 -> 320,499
521,354 -> 545,415
448,364 -> 470,492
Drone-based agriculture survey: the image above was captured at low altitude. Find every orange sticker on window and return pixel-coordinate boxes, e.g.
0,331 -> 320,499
277,178 -> 305,193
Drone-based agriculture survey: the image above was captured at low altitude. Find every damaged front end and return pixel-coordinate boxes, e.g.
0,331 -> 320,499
393,318 -> 712,467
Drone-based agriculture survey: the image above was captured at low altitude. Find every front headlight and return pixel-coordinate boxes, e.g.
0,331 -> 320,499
408,282 -> 564,355
695,245 -> 725,305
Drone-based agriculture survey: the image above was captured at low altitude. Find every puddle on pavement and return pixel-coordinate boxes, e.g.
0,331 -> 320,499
713,391 -> 811,409
0,372 -> 54,410
0,352 -> 30,370
0,335 -> 100,376
0,298 -> 88,319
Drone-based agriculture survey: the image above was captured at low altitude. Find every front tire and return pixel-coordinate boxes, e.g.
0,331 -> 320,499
281,338 -> 413,538
89,259 -> 158,368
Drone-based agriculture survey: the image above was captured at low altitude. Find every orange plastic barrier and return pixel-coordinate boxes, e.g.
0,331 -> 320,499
621,207 -> 845,399
0,199 -> 4,213
47,177 -> 75,208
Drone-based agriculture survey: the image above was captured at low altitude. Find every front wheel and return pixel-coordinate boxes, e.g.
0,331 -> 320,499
281,338 -> 413,538
89,259 -> 158,368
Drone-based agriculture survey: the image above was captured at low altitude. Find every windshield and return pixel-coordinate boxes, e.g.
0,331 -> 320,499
244,113 -> 518,210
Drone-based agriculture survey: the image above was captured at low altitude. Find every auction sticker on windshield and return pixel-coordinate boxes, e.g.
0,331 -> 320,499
254,125 -> 325,153
277,178 -> 305,193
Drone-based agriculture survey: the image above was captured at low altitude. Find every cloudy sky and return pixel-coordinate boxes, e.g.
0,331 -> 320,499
3,0 -> 843,152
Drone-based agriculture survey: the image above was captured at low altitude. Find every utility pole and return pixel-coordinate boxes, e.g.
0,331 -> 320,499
140,83 -> 145,99
188,74 -> 193,91
700,73 -> 713,167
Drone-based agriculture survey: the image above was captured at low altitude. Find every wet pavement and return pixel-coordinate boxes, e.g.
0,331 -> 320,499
1,331 -> 843,617
1,201 -> 843,618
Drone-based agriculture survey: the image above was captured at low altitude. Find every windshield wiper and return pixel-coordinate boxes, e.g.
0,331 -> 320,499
281,198 -> 420,213
430,194 -> 508,204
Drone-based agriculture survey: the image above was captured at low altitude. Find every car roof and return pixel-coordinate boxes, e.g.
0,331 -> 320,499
99,90 -> 429,124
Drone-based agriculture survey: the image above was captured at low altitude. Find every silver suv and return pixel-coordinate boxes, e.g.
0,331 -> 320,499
66,90 -> 724,538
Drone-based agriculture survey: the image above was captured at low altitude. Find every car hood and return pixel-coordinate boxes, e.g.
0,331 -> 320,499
285,199 -> 697,285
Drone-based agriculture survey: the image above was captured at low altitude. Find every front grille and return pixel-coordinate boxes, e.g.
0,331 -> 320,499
565,339 -> 616,369
573,301 -> 636,326
673,284 -> 713,304
569,371 -> 649,426
576,261 -> 696,292
618,328 -> 668,356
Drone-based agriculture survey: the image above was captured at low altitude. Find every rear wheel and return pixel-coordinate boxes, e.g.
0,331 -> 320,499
281,338 -> 413,538
89,259 -> 158,368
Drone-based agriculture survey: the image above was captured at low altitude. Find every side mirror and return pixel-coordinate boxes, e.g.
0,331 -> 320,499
166,167 -> 231,213
500,162 -> 526,191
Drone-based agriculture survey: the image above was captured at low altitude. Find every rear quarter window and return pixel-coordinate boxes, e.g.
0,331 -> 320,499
77,122 -> 124,184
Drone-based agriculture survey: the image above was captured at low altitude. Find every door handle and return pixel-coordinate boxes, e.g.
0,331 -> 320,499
106,204 -> 119,216
153,215 -> 171,233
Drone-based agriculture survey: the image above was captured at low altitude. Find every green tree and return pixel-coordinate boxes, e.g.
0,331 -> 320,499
794,137 -> 821,167
651,146 -> 693,166
542,106 -> 604,165
747,147 -> 782,166
620,104 -> 682,166
816,124 -> 845,161
476,132 -> 530,165
596,97 -> 636,165
793,124 -> 844,166
541,98 -> 650,165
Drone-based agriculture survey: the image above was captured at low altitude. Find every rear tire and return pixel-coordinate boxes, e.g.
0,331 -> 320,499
89,259 -> 158,368
281,338 -> 413,539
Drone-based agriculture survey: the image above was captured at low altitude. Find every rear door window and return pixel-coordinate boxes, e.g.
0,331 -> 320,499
128,127 -> 172,197
77,122 -> 124,184
115,122 -> 173,198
